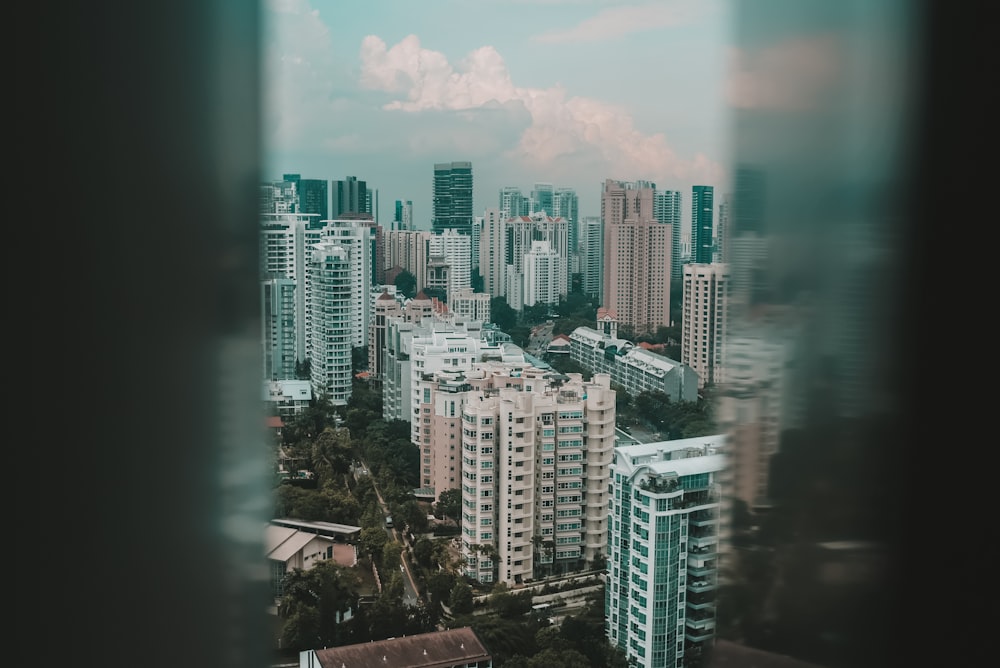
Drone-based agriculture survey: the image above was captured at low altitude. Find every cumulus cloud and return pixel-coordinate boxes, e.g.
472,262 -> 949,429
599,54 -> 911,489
359,34 -> 723,186
532,1 -> 702,43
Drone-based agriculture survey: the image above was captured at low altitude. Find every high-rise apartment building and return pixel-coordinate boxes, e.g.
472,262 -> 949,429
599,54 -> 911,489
681,263 -> 729,389
307,241 -> 354,404
607,435 -> 727,668
601,179 -> 656,310
580,216 -> 603,301
311,220 -> 374,349
523,240 -> 560,307
429,228 -> 472,298
499,186 -> 526,220
259,212 -> 322,369
385,230 -> 431,292
654,189 -> 683,283
479,208 -> 506,298
530,182 -> 553,216
433,162 -> 473,236
553,187 -> 580,273
715,195 -> 730,264
393,199 -> 413,231
504,214 -> 570,299
261,277 -> 297,381
448,367 -> 615,585
604,216 -> 672,336
368,289 -> 404,382
332,176 -> 368,218
690,186 -> 715,265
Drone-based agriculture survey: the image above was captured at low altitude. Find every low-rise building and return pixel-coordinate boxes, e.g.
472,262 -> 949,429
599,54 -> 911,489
569,326 -> 698,402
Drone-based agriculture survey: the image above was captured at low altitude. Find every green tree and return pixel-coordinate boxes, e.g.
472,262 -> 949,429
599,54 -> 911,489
278,560 -> 360,650
360,525 -> 388,563
448,580 -> 474,615
435,487 -> 462,522
394,269 -> 417,298
490,296 -> 517,331
413,537 -> 435,569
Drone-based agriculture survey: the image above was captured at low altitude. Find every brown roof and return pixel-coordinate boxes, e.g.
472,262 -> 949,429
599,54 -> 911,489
705,640 -> 826,668
377,290 -> 395,301
413,290 -> 430,301
265,416 -> 283,428
312,627 -> 491,668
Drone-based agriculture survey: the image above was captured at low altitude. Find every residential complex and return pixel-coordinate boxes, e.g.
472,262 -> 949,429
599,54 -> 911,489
454,367 -> 616,584
607,435 -> 727,668
569,326 -> 699,403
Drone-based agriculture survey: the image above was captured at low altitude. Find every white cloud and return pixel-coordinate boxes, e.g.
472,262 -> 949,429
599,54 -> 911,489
359,34 -> 723,186
532,1 -> 702,44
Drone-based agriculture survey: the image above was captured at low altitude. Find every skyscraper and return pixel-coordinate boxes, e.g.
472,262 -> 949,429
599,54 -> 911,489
432,162 -> 473,236
499,186 -> 525,220
479,208 -> 505,298
531,182 -> 553,216
580,216 -> 603,301
332,176 -> 367,218
283,173 -> 328,221
654,189 -> 683,283
681,263 -> 729,389
307,241 -> 354,405
607,435 -> 726,668
553,187 -> 580,273
394,199 -> 413,231
601,180 -> 668,336
691,185 -> 715,265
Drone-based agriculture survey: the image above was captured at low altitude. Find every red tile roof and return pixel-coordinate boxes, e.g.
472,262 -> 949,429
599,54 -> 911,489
266,416 -> 283,428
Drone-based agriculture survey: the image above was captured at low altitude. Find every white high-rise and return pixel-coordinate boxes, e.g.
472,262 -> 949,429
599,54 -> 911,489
479,208 -> 505,298
523,240 -> 560,307
260,212 -> 321,368
448,367 -> 615,585
607,435 -> 727,668
681,263 -> 730,389
428,228 -> 472,298
307,242 -> 354,404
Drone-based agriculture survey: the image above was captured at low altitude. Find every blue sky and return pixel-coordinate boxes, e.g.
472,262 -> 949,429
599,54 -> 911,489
262,0 -> 734,228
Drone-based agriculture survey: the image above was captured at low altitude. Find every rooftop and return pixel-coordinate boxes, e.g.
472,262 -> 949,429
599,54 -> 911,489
310,626 -> 491,668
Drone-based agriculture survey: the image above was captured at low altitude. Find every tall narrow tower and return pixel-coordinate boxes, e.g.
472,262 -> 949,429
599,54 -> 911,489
432,162 -> 473,236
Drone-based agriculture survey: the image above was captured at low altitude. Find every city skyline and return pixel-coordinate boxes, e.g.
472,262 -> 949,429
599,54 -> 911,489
263,0 -> 731,227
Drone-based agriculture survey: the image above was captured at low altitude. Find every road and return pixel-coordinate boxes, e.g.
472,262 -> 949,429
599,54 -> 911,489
358,459 -> 423,607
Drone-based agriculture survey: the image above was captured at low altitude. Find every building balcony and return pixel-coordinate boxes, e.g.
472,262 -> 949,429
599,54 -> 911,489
687,579 -> 717,595
685,628 -> 715,643
688,565 -> 716,578
688,534 -> 717,548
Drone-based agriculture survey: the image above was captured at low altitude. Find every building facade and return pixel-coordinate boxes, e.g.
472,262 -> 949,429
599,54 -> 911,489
433,162 -> 473,236
429,228 -> 472,298
450,287 -> 491,323
607,435 -> 727,668
580,216 -> 603,301
654,189 -> 683,284
307,242 -> 354,404
453,368 -> 615,585
569,327 -> 699,402
690,186 -> 715,265
681,263 -> 730,389
604,215 -> 672,336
